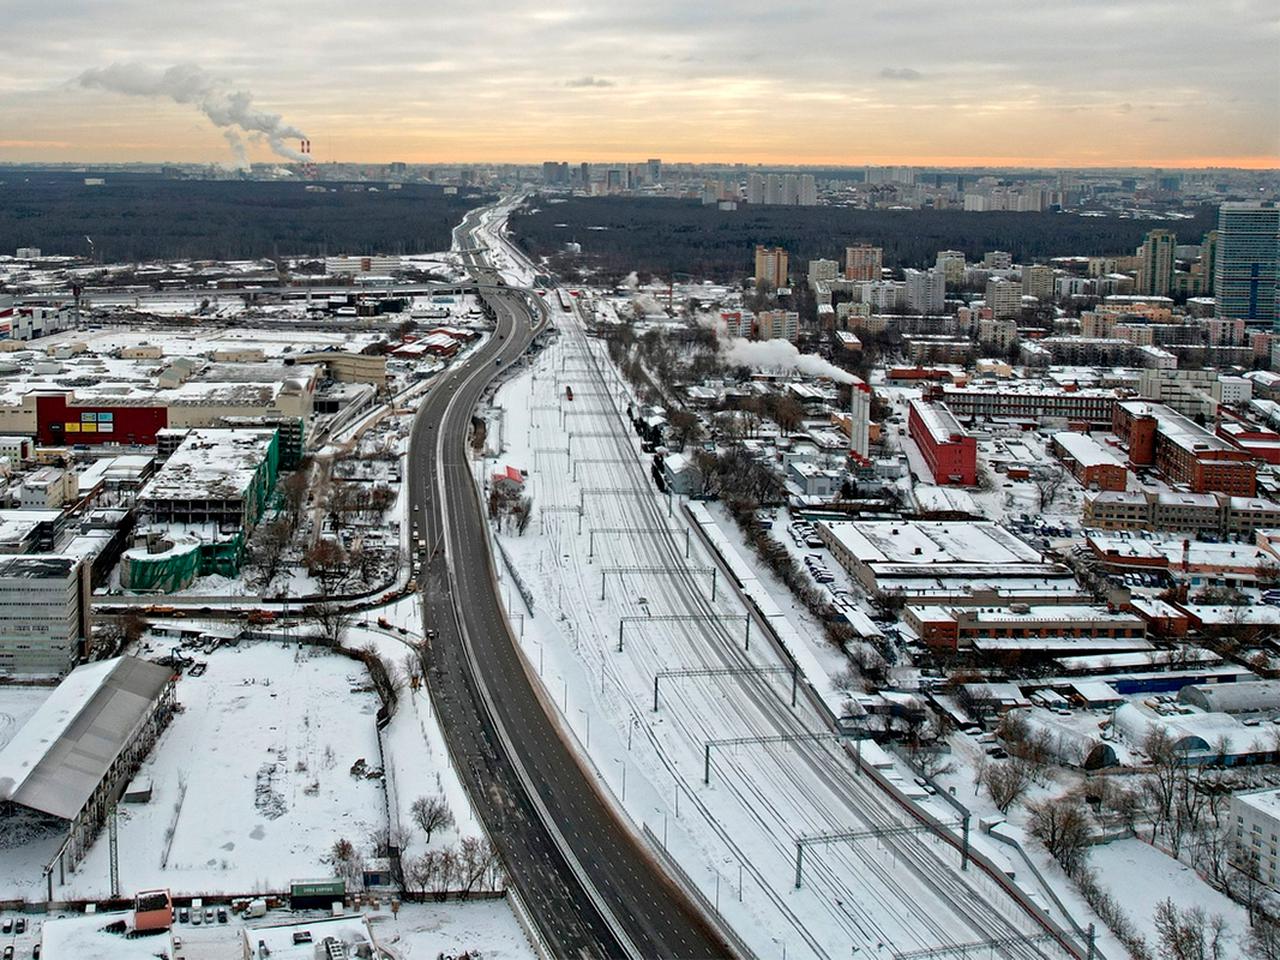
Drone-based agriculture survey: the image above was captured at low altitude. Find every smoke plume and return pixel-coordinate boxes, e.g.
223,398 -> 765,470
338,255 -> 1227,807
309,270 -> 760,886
222,130 -> 250,171
78,63 -> 307,164
722,337 -> 854,384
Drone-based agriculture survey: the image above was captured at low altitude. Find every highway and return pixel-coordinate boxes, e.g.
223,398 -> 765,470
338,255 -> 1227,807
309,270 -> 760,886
408,201 -> 729,959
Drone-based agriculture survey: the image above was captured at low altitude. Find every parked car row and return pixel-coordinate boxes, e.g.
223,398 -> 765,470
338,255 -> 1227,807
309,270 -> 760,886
789,518 -> 824,549
805,554 -> 834,584
176,906 -> 227,925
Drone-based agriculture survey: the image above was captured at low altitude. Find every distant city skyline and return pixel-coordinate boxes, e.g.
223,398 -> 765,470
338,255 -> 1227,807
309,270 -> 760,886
1,0 -> 1277,169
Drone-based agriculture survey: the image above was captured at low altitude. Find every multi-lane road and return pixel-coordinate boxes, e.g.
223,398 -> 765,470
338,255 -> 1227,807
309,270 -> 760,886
408,203 -> 728,958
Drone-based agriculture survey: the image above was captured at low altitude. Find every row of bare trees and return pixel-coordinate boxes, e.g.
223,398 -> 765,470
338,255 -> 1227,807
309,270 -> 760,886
402,837 -> 502,900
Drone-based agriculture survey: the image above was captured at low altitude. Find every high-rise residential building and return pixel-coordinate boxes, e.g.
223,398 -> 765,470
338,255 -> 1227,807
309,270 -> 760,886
1201,230 -> 1219,292
755,310 -> 799,342
849,378 -> 872,463
807,259 -> 839,283
1022,264 -> 1056,301
798,175 -> 818,206
754,246 -> 789,289
764,174 -> 784,206
904,268 -> 945,314
983,250 -> 1013,270
845,245 -> 883,281
936,250 -> 966,286
1215,202 -> 1279,328
985,278 -> 1023,319
782,174 -> 799,205
541,161 -> 569,185
746,173 -> 765,205
647,158 -> 662,184
1137,229 -> 1178,297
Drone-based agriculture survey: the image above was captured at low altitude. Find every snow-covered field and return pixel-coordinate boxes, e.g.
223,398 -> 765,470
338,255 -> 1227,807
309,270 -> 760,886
478,301 -> 1079,959
1088,837 -> 1251,950
55,642 -> 383,900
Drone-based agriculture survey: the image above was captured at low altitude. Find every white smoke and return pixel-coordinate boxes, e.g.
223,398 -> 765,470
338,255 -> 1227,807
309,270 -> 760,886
222,130 -> 250,171
78,63 -> 307,164
722,336 -> 855,384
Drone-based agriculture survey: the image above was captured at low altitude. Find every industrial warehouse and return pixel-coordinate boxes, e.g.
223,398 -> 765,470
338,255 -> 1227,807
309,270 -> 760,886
0,656 -> 175,894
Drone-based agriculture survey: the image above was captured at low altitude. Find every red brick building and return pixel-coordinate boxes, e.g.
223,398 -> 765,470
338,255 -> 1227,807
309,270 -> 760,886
1051,431 -> 1128,492
908,398 -> 976,486
1113,400 -> 1256,496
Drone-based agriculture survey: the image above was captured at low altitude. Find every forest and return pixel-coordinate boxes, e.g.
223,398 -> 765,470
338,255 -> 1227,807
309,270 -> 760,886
508,195 -> 1219,284
0,168 -> 489,262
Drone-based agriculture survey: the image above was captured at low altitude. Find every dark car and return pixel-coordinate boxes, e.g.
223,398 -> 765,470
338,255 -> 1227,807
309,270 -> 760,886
14,919 -> 24,934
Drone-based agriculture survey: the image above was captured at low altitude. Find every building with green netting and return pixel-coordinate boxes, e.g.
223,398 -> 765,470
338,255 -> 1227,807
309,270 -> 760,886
123,429 -> 280,592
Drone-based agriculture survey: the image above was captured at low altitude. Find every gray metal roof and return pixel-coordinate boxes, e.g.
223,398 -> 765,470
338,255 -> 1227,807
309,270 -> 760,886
0,656 -> 172,821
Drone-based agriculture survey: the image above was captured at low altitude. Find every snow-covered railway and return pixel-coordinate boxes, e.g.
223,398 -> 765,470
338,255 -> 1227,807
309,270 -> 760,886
494,288 -> 1079,959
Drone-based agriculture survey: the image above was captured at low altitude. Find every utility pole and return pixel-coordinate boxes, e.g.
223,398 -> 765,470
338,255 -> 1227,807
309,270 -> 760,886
108,802 -> 120,899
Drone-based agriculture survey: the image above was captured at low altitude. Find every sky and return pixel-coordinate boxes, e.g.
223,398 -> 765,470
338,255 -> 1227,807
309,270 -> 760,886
0,0 -> 1277,169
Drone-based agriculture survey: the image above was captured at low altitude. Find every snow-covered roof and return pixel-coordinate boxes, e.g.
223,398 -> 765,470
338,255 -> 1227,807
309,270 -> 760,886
245,915 -> 375,958
820,519 -> 1042,567
1179,680 -> 1280,715
141,428 -> 277,503
1052,431 -> 1125,468
0,656 -> 172,820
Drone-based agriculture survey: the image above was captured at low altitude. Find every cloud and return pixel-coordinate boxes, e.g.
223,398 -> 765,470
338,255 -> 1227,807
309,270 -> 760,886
565,75 -> 615,88
879,67 -> 923,81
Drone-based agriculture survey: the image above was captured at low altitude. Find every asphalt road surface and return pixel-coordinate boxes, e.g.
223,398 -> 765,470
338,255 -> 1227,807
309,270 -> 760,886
408,211 -> 729,959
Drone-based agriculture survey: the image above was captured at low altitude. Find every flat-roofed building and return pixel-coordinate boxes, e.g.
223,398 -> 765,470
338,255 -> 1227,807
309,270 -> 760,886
0,554 -> 91,676
139,428 -> 279,533
1230,789 -> 1280,890
1051,432 -> 1127,491
936,386 -> 1120,427
904,603 -> 1149,655
908,399 -> 976,486
1114,400 -> 1257,495
817,519 -> 1081,603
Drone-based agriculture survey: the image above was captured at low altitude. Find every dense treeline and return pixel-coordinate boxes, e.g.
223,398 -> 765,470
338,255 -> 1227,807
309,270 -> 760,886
509,195 -> 1218,283
0,168 -> 491,262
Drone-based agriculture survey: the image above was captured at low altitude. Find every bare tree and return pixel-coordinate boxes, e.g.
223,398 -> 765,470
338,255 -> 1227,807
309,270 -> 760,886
981,760 -> 1031,813
1033,467 -> 1066,511
305,599 -> 353,647
1247,915 -> 1280,960
1027,796 -> 1091,877
248,516 -> 293,589
304,538 -> 349,594
1153,898 -> 1231,960
457,836 -> 499,898
410,794 -> 454,843
329,836 -> 364,889
404,852 -> 432,897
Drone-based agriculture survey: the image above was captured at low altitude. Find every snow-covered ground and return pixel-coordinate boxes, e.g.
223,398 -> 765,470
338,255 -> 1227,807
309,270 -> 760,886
476,299 -> 1080,959
1088,837 -> 1251,951
47,642 -> 383,900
